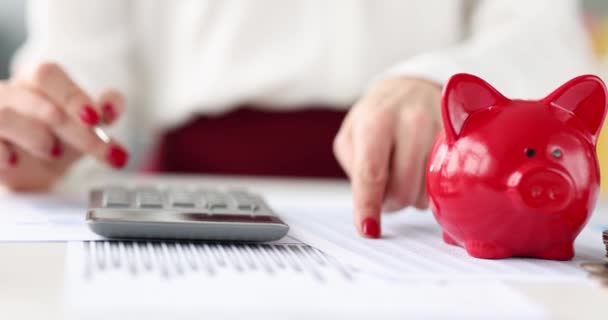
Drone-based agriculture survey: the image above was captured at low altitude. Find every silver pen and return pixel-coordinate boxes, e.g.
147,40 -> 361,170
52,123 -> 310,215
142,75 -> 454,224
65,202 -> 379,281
93,125 -> 111,144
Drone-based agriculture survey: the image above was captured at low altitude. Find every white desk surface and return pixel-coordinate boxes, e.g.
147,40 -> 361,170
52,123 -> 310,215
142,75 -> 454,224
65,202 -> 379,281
0,174 -> 606,320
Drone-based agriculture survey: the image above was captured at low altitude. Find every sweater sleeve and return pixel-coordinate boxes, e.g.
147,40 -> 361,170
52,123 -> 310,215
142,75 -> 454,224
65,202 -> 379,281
383,0 -> 598,99
11,0 -> 137,193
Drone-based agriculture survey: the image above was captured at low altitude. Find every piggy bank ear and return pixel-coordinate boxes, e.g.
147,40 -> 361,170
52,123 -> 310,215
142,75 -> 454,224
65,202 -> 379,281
441,73 -> 507,142
543,75 -> 608,145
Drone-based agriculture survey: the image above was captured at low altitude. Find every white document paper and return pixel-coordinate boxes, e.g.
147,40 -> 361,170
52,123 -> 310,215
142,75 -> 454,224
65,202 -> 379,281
0,194 -> 101,241
64,240 -> 547,320
0,192 -> 549,318
276,202 -> 607,282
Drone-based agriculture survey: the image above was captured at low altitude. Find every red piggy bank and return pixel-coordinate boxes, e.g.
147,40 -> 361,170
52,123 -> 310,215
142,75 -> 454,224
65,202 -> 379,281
426,73 -> 608,260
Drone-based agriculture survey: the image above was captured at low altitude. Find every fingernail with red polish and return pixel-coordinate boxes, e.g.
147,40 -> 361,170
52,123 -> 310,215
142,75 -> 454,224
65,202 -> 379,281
101,102 -> 116,124
8,152 -> 17,167
362,217 -> 380,238
79,104 -> 99,126
106,145 -> 128,168
51,140 -> 63,158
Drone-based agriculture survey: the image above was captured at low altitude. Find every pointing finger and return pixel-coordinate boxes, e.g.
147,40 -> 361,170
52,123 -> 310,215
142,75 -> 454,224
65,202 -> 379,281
351,108 -> 395,238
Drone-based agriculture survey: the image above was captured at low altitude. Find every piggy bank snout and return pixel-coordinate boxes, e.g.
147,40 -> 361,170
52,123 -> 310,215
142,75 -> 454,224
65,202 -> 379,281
515,168 -> 574,212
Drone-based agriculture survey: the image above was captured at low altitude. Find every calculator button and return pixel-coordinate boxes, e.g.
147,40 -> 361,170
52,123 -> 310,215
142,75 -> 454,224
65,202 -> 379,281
136,190 -> 164,208
103,188 -> 131,207
237,203 -> 255,211
169,191 -> 196,208
208,203 -> 228,210
228,191 -> 259,211
202,191 -> 230,210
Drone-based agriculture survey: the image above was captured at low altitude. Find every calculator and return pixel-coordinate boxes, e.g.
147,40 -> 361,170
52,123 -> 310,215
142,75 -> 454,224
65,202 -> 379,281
86,186 -> 289,242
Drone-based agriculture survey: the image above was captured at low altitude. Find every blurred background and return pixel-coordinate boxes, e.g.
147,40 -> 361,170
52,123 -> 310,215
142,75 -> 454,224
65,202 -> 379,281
3,0 -> 608,191
2,0 -> 608,78
0,0 -> 24,79
582,2 -> 608,195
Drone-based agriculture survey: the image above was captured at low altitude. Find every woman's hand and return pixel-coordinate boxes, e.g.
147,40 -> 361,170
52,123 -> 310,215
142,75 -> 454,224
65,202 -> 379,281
0,62 -> 128,191
334,76 -> 442,238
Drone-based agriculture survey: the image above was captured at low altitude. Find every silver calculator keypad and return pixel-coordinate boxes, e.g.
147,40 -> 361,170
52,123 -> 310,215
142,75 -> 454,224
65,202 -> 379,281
95,187 -> 271,216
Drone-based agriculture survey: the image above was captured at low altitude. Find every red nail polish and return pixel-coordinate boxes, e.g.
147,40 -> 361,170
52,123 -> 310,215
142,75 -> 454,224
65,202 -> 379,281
362,217 -> 380,238
8,152 -> 17,167
79,105 -> 99,125
101,102 -> 117,124
51,140 -> 63,158
106,145 -> 128,168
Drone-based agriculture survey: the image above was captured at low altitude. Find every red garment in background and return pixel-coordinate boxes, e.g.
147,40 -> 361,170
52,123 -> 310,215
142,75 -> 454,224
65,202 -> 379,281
143,106 -> 348,178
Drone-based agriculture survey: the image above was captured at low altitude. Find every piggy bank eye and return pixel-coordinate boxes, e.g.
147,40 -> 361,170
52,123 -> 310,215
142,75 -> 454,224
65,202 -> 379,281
524,148 -> 536,158
551,148 -> 562,159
